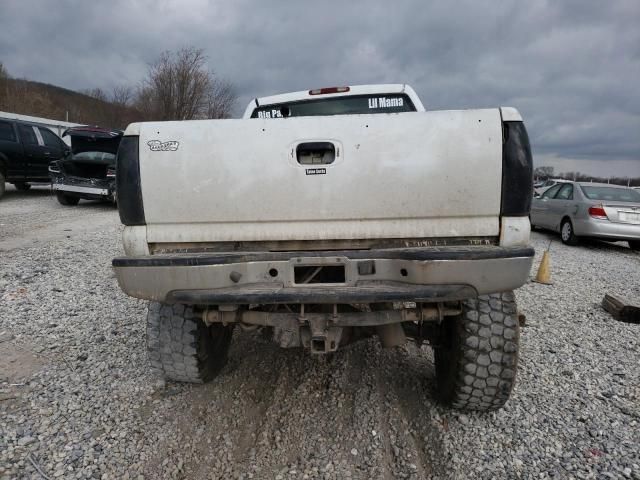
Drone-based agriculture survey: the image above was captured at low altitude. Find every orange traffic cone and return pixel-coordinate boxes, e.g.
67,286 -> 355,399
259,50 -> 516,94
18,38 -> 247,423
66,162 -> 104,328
534,250 -> 552,285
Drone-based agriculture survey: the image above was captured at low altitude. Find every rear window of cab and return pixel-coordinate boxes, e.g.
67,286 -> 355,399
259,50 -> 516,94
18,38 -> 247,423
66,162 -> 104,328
251,94 -> 416,119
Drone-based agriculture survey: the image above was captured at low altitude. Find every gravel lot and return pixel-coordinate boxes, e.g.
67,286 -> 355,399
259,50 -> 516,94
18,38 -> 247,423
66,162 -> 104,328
1,185 -> 639,480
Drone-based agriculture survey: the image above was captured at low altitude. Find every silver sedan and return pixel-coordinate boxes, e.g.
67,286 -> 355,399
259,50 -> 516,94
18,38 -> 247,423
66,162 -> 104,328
530,181 -> 640,250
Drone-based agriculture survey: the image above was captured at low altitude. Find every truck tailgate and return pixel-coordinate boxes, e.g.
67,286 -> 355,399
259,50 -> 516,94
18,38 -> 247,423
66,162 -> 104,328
135,109 -> 503,243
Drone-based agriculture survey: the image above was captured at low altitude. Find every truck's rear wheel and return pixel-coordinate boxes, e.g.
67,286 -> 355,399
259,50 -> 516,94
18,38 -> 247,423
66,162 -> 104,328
434,292 -> 519,411
146,302 -> 233,383
56,192 -> 80,206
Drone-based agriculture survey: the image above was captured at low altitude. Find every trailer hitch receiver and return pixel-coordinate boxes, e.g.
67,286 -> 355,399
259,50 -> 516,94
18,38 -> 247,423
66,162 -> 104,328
300,316 -> 344,354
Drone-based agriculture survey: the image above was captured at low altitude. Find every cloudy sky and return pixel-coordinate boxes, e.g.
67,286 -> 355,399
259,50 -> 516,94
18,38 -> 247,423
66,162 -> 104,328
1,0 -> 638,176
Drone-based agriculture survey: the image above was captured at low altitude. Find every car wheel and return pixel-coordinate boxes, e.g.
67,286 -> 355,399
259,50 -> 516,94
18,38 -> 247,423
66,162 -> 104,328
629,241 -> 640,251
560,219 -> 579,246
13,182 -> 31,191
56,191 -> 80,206
146,302 -> 234,383
0,172 -> 5,199
434,292 -> 520,411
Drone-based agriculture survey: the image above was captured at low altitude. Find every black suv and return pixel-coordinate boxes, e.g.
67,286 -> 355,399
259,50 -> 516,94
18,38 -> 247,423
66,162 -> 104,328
0,118 -> 69,198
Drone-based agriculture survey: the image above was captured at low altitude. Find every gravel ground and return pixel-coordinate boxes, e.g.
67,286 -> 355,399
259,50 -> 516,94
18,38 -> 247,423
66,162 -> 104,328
1,185 -> 639,480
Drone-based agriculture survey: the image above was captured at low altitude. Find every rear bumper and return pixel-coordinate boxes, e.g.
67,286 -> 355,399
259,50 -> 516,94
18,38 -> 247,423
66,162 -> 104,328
112,246 -> 535,304
574,218 -> 640,241
50,173 -> 115,199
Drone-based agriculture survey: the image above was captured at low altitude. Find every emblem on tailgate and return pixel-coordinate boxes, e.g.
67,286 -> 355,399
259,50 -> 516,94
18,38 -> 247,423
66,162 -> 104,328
147,140 -> 179,151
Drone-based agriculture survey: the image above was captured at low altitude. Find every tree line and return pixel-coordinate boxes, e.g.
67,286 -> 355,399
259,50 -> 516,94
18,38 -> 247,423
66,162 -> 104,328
534,167 -> 639,187
0,47 -> 236,129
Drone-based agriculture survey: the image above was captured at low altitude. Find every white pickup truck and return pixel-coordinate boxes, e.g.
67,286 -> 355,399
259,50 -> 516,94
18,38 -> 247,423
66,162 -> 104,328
113,84 -> 534,411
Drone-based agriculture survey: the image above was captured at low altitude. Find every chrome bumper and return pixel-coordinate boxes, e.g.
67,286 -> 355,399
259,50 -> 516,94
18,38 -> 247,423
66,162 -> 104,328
112,246 -> 535,304
52,183 -> 109,196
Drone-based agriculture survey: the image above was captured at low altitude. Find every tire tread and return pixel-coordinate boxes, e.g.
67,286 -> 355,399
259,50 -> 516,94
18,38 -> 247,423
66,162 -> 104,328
146,302 -> 232,383
436,292 -> 520,411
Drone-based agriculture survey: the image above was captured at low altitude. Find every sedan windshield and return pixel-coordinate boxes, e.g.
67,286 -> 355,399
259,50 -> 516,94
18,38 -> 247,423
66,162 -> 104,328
580,186 -> 640,203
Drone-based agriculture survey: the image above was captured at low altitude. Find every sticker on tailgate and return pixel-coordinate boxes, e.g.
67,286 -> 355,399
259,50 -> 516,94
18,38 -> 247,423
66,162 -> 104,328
305,168 -> 326,175
147,140 -> 179,151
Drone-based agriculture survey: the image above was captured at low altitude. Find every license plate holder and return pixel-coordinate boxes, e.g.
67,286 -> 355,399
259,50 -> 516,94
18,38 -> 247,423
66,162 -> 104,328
287,257 -> 355,287
619,211 -> 640,224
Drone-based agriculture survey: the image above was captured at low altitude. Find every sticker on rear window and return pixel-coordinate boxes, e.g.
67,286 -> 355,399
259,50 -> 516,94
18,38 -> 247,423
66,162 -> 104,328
368,97 -> 404,109
147,140 -> 179,151
257,109 -> 283,119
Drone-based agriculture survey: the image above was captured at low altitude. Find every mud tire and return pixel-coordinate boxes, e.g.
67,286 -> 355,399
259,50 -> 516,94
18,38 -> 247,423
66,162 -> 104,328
146,302 -> 233,383
434,292 -> 520,411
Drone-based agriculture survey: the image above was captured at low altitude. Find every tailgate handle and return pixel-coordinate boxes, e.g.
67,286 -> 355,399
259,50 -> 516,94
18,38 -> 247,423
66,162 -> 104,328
296,142 -> 336,165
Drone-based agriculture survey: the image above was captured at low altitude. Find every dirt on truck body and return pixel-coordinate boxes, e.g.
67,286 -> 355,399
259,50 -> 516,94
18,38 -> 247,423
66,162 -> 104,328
112,84 -> 534,411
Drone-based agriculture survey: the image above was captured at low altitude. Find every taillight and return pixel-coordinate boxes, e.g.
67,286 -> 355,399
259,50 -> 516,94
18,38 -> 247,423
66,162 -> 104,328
500,121 -> 533,216
106,167 -> 116,178
309,86 -> 350,95
116,136 -> 145,226
588,205 -> 608,220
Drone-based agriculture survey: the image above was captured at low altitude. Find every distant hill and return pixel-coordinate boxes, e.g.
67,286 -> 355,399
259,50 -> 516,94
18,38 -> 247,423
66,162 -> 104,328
1,50 -> 237,128
0,77 -> 142,129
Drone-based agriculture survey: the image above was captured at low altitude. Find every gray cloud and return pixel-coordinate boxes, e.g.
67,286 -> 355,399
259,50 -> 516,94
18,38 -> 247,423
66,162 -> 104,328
1,0 -> 638,176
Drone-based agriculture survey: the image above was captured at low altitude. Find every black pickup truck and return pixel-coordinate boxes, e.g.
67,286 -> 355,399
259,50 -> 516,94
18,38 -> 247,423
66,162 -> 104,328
0,118 -> 69,198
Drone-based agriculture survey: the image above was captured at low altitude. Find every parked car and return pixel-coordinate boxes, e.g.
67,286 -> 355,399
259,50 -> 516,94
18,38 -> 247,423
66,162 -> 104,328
48,126 -> 123,206
0,118 -> 69,198
531,181 -> 640,250
533,178 -> 566,197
